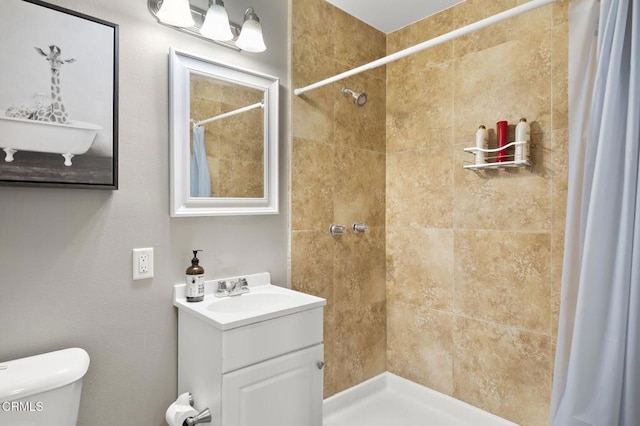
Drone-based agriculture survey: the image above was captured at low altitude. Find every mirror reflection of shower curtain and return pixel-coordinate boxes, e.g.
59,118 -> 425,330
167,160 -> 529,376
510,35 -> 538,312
190,126 -> 212,197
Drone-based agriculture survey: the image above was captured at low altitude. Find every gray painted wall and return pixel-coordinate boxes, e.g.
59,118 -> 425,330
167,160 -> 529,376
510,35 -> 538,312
0,0 -> 289,424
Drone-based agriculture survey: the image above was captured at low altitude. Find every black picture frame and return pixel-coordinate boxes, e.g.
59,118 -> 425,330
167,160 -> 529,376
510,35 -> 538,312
0,0 -> 119,190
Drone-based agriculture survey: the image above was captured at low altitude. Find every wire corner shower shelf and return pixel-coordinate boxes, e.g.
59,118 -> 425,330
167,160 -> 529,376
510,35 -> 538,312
462,140 -> 532,171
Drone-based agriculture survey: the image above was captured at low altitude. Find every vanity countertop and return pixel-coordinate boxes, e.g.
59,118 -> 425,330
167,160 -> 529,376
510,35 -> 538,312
174,272 -> 326,330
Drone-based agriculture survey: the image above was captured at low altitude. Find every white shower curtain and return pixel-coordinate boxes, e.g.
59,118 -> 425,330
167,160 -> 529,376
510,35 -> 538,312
551,0 -> 640,425
190,126 -> 212,197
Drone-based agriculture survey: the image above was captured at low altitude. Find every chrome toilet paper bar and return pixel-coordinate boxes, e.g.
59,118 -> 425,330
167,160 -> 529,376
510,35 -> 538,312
166,392 -> 212,426
184,408 -> 212,426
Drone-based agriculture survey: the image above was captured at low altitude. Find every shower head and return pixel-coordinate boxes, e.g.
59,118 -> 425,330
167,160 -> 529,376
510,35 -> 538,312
341,86 -> 367,107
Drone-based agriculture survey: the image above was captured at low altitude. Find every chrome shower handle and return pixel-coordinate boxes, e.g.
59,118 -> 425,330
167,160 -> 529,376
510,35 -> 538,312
352,223 -> 368,233
329,224 -> 347,234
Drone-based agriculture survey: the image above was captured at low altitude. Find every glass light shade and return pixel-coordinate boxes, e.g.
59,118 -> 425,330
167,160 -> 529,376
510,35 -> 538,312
236,19 -> 266,52
156,0 -> 194,28
200,4 -> 233,41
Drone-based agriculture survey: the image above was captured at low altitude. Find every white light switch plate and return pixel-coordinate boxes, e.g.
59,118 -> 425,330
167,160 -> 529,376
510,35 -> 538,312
133,247 -> 154,280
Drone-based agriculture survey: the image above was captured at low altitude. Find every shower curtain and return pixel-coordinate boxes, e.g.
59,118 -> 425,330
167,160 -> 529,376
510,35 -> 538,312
190,126 -> 212,197
551,0 -> 640,425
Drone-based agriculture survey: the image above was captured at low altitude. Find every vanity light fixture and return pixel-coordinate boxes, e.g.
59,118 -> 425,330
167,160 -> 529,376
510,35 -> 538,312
200,0 -> 233,41
156,0 -> 194,28
148,0 -> 267,52
235,7 -> 266,52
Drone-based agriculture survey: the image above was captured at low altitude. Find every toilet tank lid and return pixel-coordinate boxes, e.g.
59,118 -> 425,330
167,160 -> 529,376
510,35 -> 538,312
0,348 -> 90,400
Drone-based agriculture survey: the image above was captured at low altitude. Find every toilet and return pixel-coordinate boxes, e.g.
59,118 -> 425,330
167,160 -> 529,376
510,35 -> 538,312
0,347 -> 90,426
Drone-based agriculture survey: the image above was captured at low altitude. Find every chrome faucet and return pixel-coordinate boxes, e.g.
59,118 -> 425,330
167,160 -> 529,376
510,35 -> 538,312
229,278 -> 241,293
215,278 -> 250,298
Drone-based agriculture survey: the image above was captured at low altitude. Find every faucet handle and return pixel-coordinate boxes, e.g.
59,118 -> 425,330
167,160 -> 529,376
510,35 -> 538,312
329,224 -> 347,235
352,223 -> 368,233
234,277 -> 250,295
239,278 -> 249,290
214,280 -> 228,297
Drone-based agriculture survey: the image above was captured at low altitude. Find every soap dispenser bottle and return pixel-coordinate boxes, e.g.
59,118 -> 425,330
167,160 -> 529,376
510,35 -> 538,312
185,250 -> 205,302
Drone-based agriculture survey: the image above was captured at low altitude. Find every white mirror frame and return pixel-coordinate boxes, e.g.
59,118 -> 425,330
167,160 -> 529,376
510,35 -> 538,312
169,48 -> 279,217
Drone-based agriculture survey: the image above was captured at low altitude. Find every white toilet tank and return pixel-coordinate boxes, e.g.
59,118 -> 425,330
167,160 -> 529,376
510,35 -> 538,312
0,348 -> 90,426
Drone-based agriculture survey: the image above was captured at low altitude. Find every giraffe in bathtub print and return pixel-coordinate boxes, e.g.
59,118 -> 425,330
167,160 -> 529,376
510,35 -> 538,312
32,45 -> 76,123
5,45 -> 76,123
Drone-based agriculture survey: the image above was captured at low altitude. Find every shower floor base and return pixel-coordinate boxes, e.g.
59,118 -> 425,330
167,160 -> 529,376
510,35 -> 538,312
323,372 -> 518,426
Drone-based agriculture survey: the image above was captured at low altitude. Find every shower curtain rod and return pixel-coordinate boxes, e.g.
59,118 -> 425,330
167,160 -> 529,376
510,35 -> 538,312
293,0 -> 558,96
193,101 -> 264,128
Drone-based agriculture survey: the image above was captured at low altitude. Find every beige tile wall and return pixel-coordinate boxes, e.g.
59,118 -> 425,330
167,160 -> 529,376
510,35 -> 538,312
290,0 -> 387,398
290,0 -> 568,421
386,1 -> 569,424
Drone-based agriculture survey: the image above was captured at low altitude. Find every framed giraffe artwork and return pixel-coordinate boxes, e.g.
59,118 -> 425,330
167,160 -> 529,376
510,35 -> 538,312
0,0 -> 118,189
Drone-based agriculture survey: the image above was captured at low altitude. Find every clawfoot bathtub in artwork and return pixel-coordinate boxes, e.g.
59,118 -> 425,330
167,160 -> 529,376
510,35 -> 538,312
0,111 -> 102,166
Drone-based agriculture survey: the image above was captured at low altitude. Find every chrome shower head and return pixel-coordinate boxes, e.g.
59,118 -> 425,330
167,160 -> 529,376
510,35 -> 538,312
341,86 -> 367,107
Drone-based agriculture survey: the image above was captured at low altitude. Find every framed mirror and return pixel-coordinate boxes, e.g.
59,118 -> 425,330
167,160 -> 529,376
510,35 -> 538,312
169,48 -> 279,216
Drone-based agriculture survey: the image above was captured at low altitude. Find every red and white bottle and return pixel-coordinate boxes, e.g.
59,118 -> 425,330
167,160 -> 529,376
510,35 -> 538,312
496,120 -> 508,162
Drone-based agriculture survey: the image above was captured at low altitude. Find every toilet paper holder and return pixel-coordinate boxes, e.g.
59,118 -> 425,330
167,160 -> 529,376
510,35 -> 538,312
169,392 -> 212,426
184,407 -> 212,426
184,393 -> 211,426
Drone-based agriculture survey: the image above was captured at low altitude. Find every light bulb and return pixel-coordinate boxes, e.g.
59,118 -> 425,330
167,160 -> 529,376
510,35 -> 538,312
236,8 -> 266,52
200,2 -> 233,41
156,0 -> 194,28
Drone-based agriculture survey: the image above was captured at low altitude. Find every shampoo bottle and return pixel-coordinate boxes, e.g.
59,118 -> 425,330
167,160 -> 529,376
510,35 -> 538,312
475,125 -> 488,165
185,250 -> 205,302
515,118 -> 530,163
496,120 -> 508,162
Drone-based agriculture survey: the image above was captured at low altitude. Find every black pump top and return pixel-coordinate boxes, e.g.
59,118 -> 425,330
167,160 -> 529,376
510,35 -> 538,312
191,249 -> 202,264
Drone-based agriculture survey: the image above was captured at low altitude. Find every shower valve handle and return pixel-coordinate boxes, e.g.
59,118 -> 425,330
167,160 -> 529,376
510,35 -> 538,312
352,223 -> 368,233
329,224 -> 346,235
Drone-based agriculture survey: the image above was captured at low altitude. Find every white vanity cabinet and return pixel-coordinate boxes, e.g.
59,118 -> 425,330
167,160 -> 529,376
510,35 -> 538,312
222,344 -> 323,426
174,273 -> 326,426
